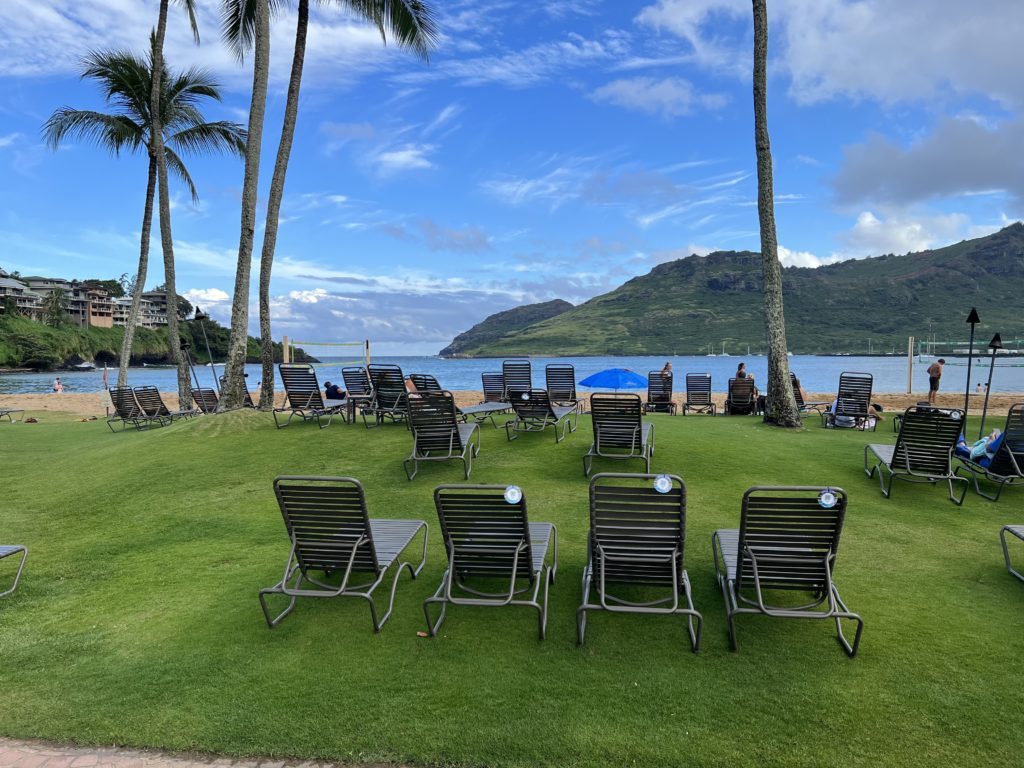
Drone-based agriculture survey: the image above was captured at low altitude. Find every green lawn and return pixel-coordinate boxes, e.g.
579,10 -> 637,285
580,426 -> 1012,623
1,410 -> 1022,767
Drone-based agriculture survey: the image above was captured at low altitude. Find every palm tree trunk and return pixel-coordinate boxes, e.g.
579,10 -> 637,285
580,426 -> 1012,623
752,0 -> 799,427
257,0 -> 309,411
222,0 -> 271,410
117,157 -> 158,386
150,0 -> 191,407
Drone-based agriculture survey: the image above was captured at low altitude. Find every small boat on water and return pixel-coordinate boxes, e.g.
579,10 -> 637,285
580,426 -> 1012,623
72,361 -> 96,370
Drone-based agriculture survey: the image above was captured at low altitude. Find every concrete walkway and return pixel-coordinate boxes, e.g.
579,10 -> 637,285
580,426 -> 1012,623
0,739 -> 401,768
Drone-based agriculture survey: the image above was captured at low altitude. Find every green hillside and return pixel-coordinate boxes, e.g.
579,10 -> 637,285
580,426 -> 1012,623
452,223 -> 1024,356
439,298 -> 573,357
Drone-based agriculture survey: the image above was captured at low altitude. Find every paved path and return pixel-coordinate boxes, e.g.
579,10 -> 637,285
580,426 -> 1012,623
0,739 -> 402,768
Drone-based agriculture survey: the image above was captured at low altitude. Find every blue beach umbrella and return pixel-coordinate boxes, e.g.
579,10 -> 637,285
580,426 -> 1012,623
578,368 -> 649,390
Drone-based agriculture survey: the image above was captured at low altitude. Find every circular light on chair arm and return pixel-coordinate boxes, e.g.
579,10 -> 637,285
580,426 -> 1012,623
504,485 -> 523,504
950,410 -> 962,420
818,489 -> 837,509
653,475 -> 673,494
520,392 -> 530,401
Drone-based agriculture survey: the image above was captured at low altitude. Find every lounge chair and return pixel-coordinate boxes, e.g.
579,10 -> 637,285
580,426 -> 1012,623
583,394 -> 654,475
502,358 -> 533,400
218,375 -> 256,408
273,364 -> 347,429
0,545 -> 27,597
546,363 -> 582,411
712,486 -> 864,657
790,373 -> 828,417
864,406 -> 968,504
410,373 -> 442,392
577,473 -> 702,650
134,385 -> 199,421
1000,526 -> 1024,582
364,364 -> 409,428
644,370 -> 677,415
505,389 -> 578,443
404,391 -> 481,480
955,403 -> 1024,501
423,484 -> 557,639
822,372 -> 874,429
682,373 -> 715,416
342,366 -> 374,422
258,476 -> 427,630
0,406 -> 25,423
481,372 -> 506,404
192,387 -> 219,414
724,378 -> 756,415
106,386 -> 168,432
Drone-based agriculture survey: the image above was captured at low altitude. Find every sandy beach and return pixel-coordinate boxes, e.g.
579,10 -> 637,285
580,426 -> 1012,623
2,390 -> 1020,421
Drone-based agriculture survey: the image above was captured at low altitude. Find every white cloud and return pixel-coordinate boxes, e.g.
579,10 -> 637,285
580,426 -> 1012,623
0,133 -> 20,148
591,76 -> 728,118
183,287 -> 230,306
370,143 -> 435,175
777,244 -> 830,268
838,211 -> 970,257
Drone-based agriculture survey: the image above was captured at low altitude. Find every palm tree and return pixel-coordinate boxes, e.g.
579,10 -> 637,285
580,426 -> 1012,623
752,0 -> 800,427
218,0 -> 438,410
43,50 -> 247,387
219,0 -> 274,410
151,0 -> 200,409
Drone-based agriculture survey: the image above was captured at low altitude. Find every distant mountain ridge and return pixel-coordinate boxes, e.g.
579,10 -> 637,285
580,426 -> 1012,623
440,299 -> 573,357
442,223 -> 1024,357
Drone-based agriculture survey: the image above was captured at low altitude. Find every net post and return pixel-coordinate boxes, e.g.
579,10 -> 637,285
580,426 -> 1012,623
283,335 -> 290,365
906,336 -> 914,394
365,339 -> 371,366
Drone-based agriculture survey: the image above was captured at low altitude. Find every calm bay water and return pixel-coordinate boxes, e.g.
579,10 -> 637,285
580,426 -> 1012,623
3,354 -> 1023,395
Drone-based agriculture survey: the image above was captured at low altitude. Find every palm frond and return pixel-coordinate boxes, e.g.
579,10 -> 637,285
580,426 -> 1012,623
175,0 -> 202,44
42,109 -> 145,155
333,0 -> 439,60
167,121 -> 247,158
164,147 -> 199,203
221,0 -> 289,59
80,50 -> 154,123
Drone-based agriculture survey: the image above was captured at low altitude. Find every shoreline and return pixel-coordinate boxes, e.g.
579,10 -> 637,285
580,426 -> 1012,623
2,390 -> 1020,420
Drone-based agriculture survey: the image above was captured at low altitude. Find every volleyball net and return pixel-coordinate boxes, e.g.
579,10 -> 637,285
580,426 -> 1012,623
915,337 -> 1024,367
283,338 -> 371,368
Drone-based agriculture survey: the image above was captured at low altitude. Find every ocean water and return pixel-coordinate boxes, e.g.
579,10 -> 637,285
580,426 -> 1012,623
3,354 -> 1023,395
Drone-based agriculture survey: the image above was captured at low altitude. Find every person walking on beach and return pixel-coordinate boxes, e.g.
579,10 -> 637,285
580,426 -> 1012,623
926,358 -> 945,404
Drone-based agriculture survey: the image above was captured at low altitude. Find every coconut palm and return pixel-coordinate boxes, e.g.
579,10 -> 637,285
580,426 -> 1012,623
43,50 -> 247,388
752,0 -> 800,427
218,0 -> 438,410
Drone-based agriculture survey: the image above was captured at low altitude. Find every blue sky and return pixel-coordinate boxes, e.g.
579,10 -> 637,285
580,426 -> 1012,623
1,0 -> 1022,353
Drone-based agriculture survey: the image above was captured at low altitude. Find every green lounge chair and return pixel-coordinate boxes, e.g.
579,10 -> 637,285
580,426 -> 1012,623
505,389 -> 578,443
273,364 -> 347,429
133,385 -> 198,421
864,406 -> 968,504
955,403 -> 1024,501
1000,526 -> 1024,582
502,358 -> 533,400
577,473 -> 701,650
259,476 -> 427,630
724,378 -> 756,415
822,372 -> 874,429
364,364 -> 408,428
106,386 -> 168,432
0,407 -> 24,423
682,373 -> 715,415
192,387 -> 219,414
546,363 -> 582,412
423,484 -> 557,639
644,370 -> 677,414
712,486 -> 863,657
404,391 -> 481,480
583,393 -> 654,475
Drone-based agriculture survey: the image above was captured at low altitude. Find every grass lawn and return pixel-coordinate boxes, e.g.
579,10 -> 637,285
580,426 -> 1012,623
1,408 -> 1022,767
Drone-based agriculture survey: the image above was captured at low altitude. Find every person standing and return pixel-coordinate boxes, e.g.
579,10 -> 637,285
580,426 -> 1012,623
926,358 -> 945,404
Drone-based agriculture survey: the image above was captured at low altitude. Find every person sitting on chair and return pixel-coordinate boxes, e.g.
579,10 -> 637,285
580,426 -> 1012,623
324,381 -> 346,401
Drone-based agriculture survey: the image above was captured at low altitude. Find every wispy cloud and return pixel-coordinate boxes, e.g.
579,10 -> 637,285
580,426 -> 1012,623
591,76 -> 728,119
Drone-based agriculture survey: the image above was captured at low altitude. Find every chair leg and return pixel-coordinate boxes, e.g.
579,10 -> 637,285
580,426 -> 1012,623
423,572 -> 450,636
1002,527 -> 1024,583
0,547 -> 27,598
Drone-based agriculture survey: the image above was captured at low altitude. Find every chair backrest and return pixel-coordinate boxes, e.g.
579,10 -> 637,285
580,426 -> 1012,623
685,373 -> 712,406
728,378 -> 755,404
273,476 -> 379,575
988,403 -> 1024,476
647,371 -> 673,404
590,393 -> 644,449
589,473 -> 686,587
735,486 -> 848,594
434,484 -> 535,581
408,391 -> 463,452
892,406 -> 964,474
789,372 -> 806,409
192,388 -> 219,414
109,386 -> 142,419
219,375 -> 255,407
279,364 -> 326,409
545,364 -> 577,401
368,364 -> 406,409
502,358 -> 533,399
481,372 -> 506,403
510,389 -> 555,420
835,372 -> 873,418
133,386 -> 170,417
342,366 -> 372,396
410,373 -> 442,392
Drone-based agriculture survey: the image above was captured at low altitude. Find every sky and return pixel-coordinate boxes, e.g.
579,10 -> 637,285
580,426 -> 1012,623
0,0 -> 1022,354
